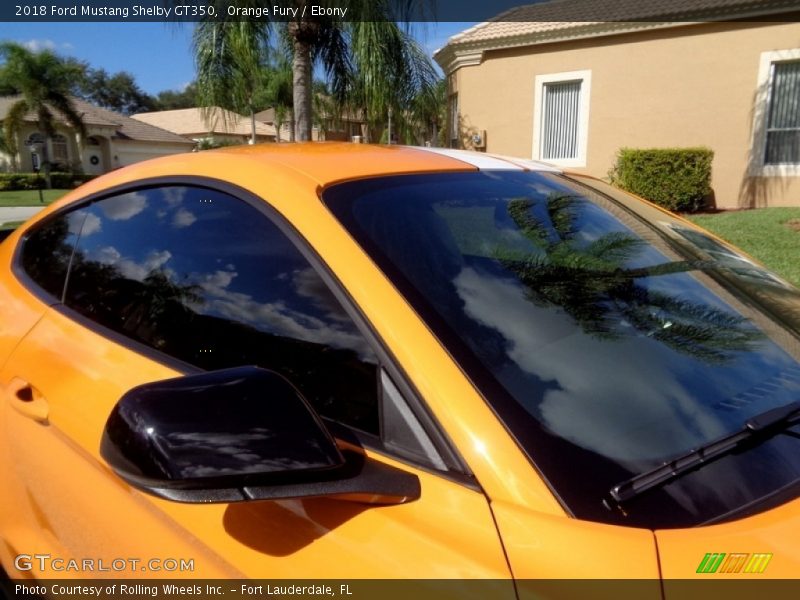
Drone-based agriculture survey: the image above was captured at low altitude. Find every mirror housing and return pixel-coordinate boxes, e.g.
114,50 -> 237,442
101,366 -> 419,505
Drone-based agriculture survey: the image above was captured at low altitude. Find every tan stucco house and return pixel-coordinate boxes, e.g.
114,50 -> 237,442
254,107 -> 366,142
132,107 -> 277,145
253,108 -> 294,141
434,0 -> 800,208
0,96 -> 195,175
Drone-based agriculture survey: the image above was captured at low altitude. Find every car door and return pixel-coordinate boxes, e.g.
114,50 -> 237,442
0,182 -> 514,584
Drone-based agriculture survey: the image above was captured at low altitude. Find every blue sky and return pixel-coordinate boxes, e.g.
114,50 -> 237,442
1,22 -> 475,95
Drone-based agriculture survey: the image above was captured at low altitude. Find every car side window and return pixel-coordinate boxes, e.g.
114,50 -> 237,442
20,208 -> 89,300
59,186 -> 380,435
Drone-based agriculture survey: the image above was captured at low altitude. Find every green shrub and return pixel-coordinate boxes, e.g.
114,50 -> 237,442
0,172 -> 95,191
608,147 -> 714,213
0,173 -> 38,191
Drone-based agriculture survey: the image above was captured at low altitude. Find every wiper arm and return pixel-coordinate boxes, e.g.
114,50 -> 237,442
609,401 -> 800,504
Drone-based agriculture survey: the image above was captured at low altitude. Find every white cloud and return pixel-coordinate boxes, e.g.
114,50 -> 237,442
203,269 -> 237,289
100,192 -> 148,221
22,39 -> 56,52
191,267 -> 371,358
81,213 -> 102,236
172,208 -> 197,229
67,211 -> 103,237
92,246 -> 172,282
293,267 -> 350,323
452,265 -> 731,461
95,246 -> 121,265
161,187 -> 186,208
21,39 -> 73,52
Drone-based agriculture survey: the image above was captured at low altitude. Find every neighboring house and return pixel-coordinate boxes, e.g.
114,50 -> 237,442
132,107 -> 277,145
253,108 -> 294,141
0,96 -> 195,175
254,106 -> 366,142
434,0 -> 800,208
314,105 -> 367,142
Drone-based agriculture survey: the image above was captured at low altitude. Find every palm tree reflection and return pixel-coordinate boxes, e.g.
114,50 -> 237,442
496,195 -> 763,363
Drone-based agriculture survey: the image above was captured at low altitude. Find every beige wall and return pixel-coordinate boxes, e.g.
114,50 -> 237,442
0,123 -> 191,173
113,141 -> 193,168
4,123 -> 82,172
453,21 -> 800,208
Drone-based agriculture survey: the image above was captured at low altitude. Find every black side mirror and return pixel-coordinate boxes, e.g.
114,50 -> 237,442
101,366 -> 419,505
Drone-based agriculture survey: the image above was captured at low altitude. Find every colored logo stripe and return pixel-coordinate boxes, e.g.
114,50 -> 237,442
696,552 -> 772,574
697,553 -> 726,573
744,553 -> 772,574
720,553 -> 749,573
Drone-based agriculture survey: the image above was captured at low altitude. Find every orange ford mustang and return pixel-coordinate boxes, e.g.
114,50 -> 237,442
1,144 -> 799,586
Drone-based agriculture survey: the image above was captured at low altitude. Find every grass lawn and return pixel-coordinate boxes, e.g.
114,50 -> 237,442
0,189 -> 70,206
687,208 -> 800,288
0,220 -> 23,230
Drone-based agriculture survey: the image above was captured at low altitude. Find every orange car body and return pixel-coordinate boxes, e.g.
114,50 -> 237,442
0,144 -> 798,586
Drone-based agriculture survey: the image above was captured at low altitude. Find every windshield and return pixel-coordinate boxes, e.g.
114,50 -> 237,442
324,171 -> 800,528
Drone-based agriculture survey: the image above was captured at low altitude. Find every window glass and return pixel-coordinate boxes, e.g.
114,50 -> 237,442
64,186 -> 379,434
448,93 -> 459,148
541,80 -> 581,160
52,134 -> 69,163
20,208 -> 88,300
765,61 -> 800,165
324,171 -> 800,528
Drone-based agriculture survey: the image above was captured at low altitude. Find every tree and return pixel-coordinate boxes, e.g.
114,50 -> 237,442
77,68 -> 156,115
283,10 -> 438,142
409,78 -> 446,146
0,42 -> 87,187
193,19 -> 269,143
177,1 -> 437,142
153,82 -> 199,111
339,20 -> 439,143
257,53 -> 294,142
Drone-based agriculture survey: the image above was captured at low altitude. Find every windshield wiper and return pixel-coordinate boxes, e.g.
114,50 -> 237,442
609,401 -> 800,504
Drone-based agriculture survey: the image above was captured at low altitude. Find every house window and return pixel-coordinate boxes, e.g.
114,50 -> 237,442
752,49 -> 800,176
533,70 -> 591,168
26,133 -> 44,145
765,61 -> 800,165
52,134 -> 69,164
449,93 -> 459,148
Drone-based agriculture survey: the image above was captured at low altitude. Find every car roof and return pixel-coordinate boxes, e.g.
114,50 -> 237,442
210,142 -> 561,186
49,143 -> 564,215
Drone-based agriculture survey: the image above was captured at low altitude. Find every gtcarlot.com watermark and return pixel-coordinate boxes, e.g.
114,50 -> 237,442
14,554 -> 194,573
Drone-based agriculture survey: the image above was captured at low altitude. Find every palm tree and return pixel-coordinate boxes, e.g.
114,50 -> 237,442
181,1 -> 436,142
257,52 -> 294,142
193,19 -> 269,143
410,78 -> 447,146
338,20 -> 439,143
0,42 -> 86,187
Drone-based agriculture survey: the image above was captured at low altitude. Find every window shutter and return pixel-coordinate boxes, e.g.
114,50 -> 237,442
765,61 -> 800,165
541,80 -> 581,160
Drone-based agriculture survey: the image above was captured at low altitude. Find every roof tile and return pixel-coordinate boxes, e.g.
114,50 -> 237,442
0,95 -> 194,144
446,0 -> 799,45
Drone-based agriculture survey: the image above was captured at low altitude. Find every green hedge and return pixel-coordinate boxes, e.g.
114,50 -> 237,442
0,172 -> 96,191
608,147 -> 714,213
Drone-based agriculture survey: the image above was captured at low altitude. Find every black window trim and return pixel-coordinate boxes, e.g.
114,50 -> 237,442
12,175 -> 477,490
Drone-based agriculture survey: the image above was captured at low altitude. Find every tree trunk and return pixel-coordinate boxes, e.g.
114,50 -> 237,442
289,109 -> 296,142
42,136 -> 52,189
250,109 -> 256,145
292,37 -> 313,142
